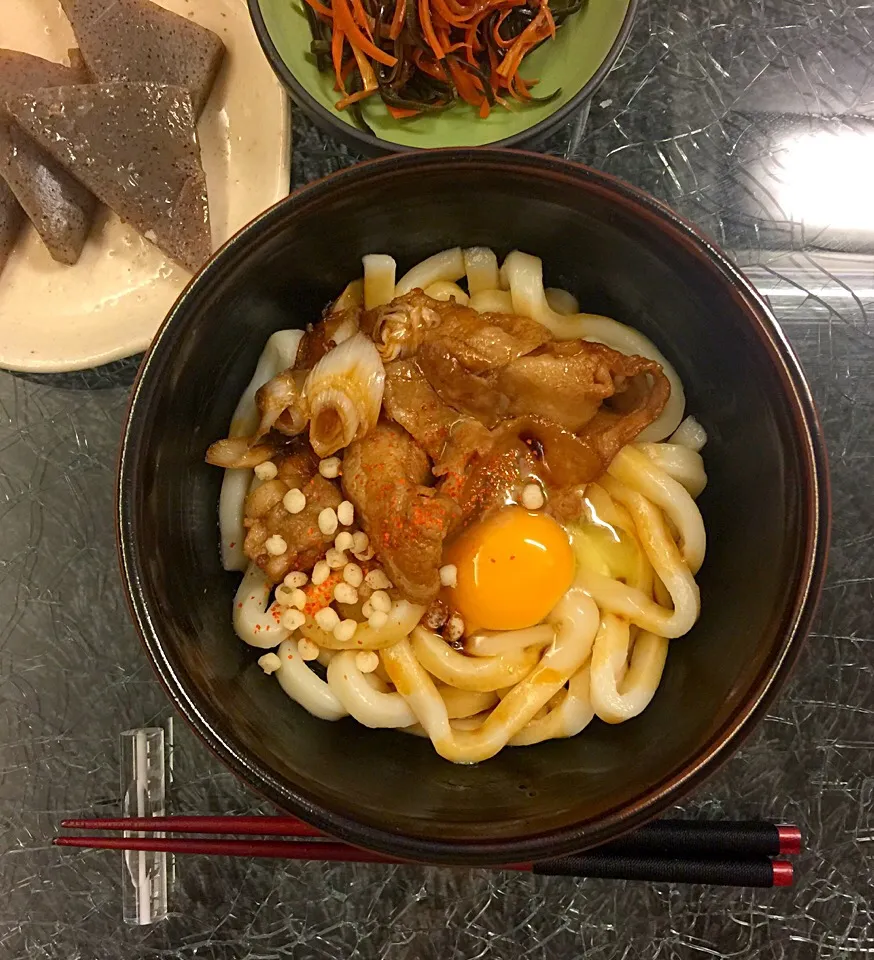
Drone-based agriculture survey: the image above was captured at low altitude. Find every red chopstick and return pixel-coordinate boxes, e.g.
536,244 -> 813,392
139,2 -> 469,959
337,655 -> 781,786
53,834 -> 793,887
60,816 -> 802,857
55,835 -> 428,865
61,816 -> 322,837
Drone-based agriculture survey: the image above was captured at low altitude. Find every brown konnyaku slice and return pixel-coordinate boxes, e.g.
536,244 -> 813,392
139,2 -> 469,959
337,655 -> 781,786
59,0 -> 225,117
0,177 -> 23,277
8,83 -> 211,273
0,49 -> 96,265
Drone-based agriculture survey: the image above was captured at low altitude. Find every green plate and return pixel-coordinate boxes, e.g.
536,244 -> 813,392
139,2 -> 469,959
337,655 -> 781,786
254,0 -> 635,149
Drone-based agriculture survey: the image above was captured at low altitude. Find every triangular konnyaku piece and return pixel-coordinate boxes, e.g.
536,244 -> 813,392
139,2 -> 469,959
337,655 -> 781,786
60,0 -> 225,117
8,82 -> 211,273
0,176 -> 23,277
0,50 -> 96,266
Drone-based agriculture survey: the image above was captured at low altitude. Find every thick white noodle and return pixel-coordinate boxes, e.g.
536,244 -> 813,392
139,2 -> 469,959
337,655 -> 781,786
395,247 -> 465,296
608,446 -> 705,573
634,442 -> 707,498
332,278 -> 364,312
437,685 -> 499,719
463,247 -> 500,295
411,626 -> 543,692
327,651 -> 416,727
670,415 -> 708,452
219,329 -> 303,571
509,664 -> 595,745
299,599 -> 425,650
500,250 -> 685,441
423,281 -> 470,305
233,563 -> 290,649
589,617 -> 669,723
464,624 -> 555,658
384,590 -> 600,763
363,254 -> 397,309
544,287 -> 580,316
468,289 -> 514,314
275,639 -> 348,721
578,476 -> 700,638
317,647 -> 336,667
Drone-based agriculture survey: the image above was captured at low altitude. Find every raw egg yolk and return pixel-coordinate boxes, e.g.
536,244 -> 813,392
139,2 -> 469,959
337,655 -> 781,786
445,507 -> 575,632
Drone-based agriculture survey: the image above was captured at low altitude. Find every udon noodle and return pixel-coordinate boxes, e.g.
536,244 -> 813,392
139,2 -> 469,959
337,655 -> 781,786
207,247 -> 707,764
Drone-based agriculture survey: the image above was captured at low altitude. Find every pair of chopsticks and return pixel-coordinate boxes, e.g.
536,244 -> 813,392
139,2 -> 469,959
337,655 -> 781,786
56,816 -> 801,888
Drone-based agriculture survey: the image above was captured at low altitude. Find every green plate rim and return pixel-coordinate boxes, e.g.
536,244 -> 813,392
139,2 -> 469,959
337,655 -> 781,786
247,0 -> 640,153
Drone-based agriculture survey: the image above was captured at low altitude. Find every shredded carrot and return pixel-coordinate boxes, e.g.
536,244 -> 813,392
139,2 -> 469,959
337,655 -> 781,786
413,48 -> 450,82
307,0 -> 565,121
432,0 -> 467,28
351,42 -> 379,89
418,0 -> 446,59
446,58 -> 483,106
387,105 -> 421,118
333,0 -> 398,66
336,43 -> 379,108
350,0 -> 375,38
332,26 -> 347,93
302,0 -> 334,18
388,0 -> 406,39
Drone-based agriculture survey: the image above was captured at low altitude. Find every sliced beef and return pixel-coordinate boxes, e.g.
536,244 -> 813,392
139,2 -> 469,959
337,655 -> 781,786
361,289 -> 550,370
243,445 -> 342,583
382,358 -> 492,480
342,423 -> 460,605
416,338 -> 510,428
496,340 -> 668,433
359,289 -> 444,360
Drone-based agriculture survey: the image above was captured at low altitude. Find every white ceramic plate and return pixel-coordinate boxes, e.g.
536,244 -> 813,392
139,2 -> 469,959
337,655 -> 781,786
0,0 -> 291,373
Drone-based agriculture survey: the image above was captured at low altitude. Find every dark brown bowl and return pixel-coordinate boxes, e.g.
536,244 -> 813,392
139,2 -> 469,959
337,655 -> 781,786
117,150 -> 829,865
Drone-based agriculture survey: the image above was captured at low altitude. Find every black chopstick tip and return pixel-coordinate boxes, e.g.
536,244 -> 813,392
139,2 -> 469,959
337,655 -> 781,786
777,826 -> 802,856
772,861 -> 793,887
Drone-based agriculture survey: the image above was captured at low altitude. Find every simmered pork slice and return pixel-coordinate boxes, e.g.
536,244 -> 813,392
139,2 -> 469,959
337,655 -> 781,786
577,361 -> 671,466
342,423 -> 460,605
360,290 -> 550,364
59,0 -> 225,117
416,338 -> 510,428
8,83 -> 211,272
498,340 -> 670,434
0,50 -> 95,265
382,359 -> 492,482
405,299 -> 552,428
437,307 -> 551,368
243,446 -> 342,583
417,334 -> 670,435
0,177 -> 23,276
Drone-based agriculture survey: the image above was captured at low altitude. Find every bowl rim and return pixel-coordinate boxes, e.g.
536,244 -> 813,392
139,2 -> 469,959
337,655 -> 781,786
246,0 -> 640,154
117,149 -> 831,865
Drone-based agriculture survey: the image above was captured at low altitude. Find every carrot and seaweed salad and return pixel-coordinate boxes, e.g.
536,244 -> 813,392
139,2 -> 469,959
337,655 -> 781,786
301,0 -> 582,129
